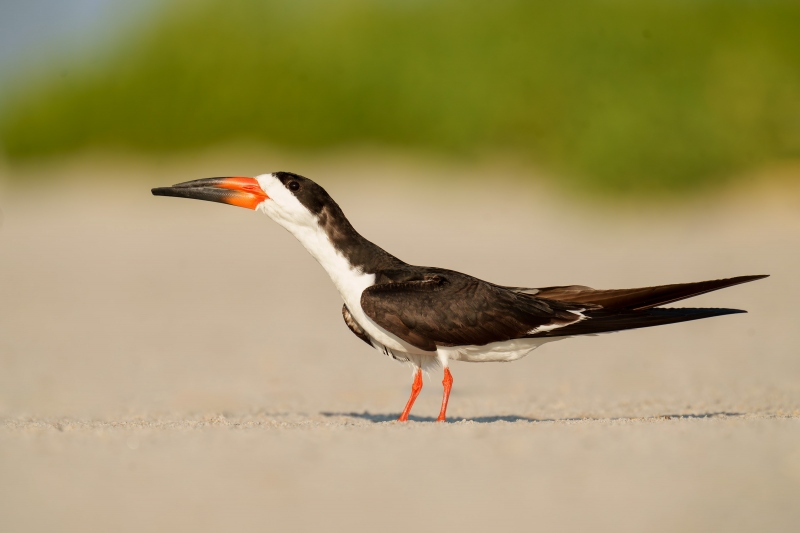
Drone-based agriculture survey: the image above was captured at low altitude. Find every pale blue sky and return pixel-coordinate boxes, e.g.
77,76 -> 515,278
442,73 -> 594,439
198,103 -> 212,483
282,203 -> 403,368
0,0 -> 156,80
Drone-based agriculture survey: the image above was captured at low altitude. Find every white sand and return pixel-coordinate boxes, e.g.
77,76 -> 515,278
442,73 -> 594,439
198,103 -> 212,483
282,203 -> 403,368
1,155 -> 799,532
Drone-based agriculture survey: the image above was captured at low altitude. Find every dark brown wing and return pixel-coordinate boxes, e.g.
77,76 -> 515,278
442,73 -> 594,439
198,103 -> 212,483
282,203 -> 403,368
361,269 -> 586,351
510,275 -> 768,311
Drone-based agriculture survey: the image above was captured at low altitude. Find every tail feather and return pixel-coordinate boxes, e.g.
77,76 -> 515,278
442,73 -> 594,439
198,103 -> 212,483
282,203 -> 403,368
529,307 -> 746,337
535,274 -> 767,311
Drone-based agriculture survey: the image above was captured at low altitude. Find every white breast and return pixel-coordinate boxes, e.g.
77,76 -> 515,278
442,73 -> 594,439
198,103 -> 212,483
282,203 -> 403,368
297,234 -> 425,355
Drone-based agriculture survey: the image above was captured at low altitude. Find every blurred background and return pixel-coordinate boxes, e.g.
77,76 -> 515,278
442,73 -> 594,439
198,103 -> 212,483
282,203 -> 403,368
2,0 -> 800,194
1,2 -> 799,533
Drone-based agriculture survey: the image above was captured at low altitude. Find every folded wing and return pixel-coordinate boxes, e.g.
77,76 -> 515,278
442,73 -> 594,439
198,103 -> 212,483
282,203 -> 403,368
361,269 -> 587,351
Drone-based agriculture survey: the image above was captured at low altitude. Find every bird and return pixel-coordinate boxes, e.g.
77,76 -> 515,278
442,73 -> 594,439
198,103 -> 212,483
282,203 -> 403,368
152,172 -> 767,422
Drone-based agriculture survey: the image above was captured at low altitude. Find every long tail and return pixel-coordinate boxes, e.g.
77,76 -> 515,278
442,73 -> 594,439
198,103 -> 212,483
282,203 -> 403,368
534,274 -> 768,311
527,274 -> 767,337
529,307 -> 745,337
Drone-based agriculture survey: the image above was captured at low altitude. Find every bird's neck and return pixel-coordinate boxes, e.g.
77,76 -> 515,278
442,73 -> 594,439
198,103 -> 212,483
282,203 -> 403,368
291,219 -> 403,274
264,202 -> 404,300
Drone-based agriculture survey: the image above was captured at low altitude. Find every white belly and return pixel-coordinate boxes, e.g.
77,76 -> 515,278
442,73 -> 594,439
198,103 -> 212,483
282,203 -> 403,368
367,334 -> 569,373
438,336 -> 566,363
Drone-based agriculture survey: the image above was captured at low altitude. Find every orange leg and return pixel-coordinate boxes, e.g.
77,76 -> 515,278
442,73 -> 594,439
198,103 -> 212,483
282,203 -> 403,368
436,368 -> 453,422
397,368 -> 423,422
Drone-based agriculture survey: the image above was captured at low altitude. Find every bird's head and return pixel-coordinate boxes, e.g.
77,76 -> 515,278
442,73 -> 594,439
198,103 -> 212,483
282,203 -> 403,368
152,171 -> 336,231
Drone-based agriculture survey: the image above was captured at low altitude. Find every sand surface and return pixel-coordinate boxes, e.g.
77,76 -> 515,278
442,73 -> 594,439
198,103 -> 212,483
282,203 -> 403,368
1,156 -> 799,532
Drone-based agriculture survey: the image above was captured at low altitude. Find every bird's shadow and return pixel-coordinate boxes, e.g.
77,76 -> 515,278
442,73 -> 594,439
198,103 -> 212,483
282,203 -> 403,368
320,411 -> 745,424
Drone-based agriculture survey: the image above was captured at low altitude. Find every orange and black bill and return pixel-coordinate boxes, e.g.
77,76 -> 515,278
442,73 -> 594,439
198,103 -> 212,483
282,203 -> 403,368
151,177 -> 268,210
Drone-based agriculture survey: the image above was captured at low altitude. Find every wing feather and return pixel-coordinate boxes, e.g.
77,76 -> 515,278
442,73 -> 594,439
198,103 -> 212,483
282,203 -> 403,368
361,269 -> 585,351
512,275 -> 767,311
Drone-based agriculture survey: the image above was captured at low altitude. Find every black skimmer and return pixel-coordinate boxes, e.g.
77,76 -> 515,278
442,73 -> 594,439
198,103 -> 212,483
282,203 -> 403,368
152,172 -> 767,422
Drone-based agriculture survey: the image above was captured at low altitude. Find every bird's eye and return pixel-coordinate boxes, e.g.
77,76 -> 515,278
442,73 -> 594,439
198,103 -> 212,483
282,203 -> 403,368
288,181 -> 300,192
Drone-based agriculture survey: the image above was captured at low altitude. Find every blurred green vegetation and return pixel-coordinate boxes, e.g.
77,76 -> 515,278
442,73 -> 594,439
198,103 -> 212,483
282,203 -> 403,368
2,0 -> 800,193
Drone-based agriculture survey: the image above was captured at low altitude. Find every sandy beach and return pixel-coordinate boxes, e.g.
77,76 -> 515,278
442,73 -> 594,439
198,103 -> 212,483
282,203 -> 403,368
1,155 -> 799,532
